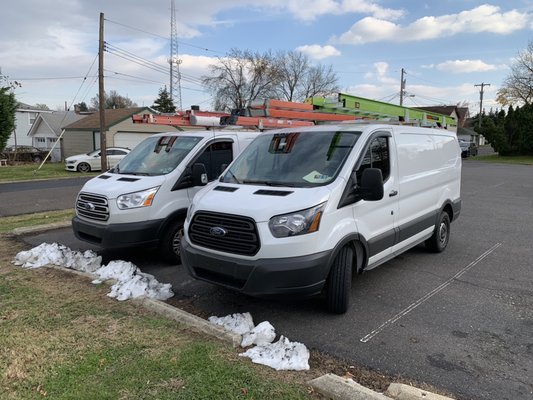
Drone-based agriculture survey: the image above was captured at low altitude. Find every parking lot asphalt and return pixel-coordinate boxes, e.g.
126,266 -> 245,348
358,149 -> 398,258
19,160 -> 533,400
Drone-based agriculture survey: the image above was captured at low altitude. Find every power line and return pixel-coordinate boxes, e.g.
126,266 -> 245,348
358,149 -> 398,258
104,17 -> 224,55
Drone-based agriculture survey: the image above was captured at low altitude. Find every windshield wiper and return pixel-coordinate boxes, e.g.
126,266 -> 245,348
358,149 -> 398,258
118,171 -> 152,176
242,179 -> 295,187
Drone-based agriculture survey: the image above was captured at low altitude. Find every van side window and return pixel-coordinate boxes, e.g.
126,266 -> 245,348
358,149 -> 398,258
196,141 -> 234,181
356,137 -> 390,182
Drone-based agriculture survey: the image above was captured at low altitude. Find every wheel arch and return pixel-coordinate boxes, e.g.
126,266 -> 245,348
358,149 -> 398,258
326,233 -> 369,277
157,208 -> 188,238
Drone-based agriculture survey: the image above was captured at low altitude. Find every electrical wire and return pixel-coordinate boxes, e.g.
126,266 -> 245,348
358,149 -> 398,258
105,18 -> 225,55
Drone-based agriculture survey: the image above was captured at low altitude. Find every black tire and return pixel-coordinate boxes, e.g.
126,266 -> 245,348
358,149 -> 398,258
326,246 -> 353,314
159,219 -> 184,264
425,212 -> 451,253
33,156 -> 42,163
77,162 -> 91,173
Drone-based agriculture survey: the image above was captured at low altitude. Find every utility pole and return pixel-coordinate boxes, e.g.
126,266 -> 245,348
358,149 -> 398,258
399,68 -> 406,105
475,82 -> 490,129
98,12 -> 107,172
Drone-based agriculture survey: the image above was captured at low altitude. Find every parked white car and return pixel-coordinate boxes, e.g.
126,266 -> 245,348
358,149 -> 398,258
65,147 -> 130,172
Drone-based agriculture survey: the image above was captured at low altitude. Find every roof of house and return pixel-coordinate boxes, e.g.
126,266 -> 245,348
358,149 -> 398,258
28,111 -> 85,136
16,102 -> 52,112
414,105 -> 470,124
64,107 -> 148,130
415,105 -> 458,116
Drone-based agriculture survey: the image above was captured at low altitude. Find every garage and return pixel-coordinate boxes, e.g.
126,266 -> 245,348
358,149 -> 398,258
114,131 -> 155,150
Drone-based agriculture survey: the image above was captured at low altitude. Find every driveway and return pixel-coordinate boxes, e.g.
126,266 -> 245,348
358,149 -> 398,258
19,161 -> 533,400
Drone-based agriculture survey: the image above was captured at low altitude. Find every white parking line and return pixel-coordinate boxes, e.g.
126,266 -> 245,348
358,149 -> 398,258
360,243 -> 502,343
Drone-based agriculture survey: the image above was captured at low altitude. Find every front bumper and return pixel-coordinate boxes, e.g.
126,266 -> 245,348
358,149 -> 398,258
181,237 -> 332,298
72,216 -> 164,248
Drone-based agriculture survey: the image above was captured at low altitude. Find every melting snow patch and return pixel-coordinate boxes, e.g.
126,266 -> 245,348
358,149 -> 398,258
240,335 -> 310,371
13,242 -> 101,272
241,321 -> 276,347
208,312 -> 255,336
13,243 -> 173,301
209,312 -> 309,371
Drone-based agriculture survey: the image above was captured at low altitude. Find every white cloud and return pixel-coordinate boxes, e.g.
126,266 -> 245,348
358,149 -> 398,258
434,60 -> 503,73
334,5 -> 531,45
284,0 -> 404,21
296,44 -> 341,59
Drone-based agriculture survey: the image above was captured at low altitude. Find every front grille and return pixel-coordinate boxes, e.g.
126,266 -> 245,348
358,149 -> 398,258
189,211 -> 259,256
76,192 -> 109,221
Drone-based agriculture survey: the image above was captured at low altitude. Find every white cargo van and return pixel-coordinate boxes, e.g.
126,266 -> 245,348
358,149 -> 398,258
72,129 -> 259,263
181,123 -> 462,313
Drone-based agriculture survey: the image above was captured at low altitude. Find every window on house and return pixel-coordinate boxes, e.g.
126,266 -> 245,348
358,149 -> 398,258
28,112 -> 38,125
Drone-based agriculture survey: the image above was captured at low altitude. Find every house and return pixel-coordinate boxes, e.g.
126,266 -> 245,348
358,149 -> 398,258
27,111 -> 85,162
414,105 -> 485,144
7,103 -> 52,147
62,107 -> 178,158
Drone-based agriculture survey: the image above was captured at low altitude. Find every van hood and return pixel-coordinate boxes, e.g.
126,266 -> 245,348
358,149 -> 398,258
193,183 -> 333,223
79,173 -> 168,199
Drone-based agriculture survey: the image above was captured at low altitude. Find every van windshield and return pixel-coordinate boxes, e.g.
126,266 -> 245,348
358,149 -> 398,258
116,135 -> 202,176
221,130 -> 361,187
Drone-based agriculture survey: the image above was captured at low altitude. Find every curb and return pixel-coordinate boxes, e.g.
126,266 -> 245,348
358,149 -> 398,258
308,374 -> 392,399
307,375 -> 456,400
130,297 -> 242,347
11,220 -> 72,236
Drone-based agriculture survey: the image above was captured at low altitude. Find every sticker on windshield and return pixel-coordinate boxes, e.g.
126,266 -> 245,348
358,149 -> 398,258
303,171 -> 331,183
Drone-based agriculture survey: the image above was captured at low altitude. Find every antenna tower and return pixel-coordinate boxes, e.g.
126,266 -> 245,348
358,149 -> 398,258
169,0 -> 182,110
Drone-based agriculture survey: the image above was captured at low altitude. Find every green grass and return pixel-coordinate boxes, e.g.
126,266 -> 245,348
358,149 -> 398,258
0,209 -> 75,233
0,163 -> 97,182
474,154 -> 533,165
0,262 -> 312,400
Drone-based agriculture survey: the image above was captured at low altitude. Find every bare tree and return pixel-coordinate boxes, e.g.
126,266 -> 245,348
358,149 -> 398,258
91,90 -> 137,109
298,64 -> 339,100
496,41 -> 533,106
202,48 -> 281,111
275,51 -> 339,102
276,51 -> 309,102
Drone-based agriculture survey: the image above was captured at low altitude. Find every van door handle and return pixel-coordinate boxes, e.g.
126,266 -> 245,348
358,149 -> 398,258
389,190 -> 398,197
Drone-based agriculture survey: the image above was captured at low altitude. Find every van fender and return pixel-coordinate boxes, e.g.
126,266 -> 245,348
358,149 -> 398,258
157,208 -> 189,237
326,234 -> 369,276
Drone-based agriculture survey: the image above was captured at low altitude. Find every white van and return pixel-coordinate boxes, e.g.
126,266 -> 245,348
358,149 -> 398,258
72,129 -> 259,263
181,123 -> 462,313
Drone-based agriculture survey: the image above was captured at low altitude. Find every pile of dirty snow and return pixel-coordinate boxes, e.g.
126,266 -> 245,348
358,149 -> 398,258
13,243 -> 173,301
209,312 -> 310,371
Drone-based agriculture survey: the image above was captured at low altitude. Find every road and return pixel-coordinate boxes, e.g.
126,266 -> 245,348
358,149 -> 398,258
0,176 -> 92,216
16,160 -> 533,400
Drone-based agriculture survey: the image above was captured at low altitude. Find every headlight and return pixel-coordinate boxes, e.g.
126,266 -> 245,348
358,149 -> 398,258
269,203 -> 325,238
67,160 -> 76,164
116,187 -> 159,210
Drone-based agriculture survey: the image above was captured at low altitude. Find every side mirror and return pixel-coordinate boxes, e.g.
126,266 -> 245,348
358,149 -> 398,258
191,163 -> 208,186
358,168 -> 384,201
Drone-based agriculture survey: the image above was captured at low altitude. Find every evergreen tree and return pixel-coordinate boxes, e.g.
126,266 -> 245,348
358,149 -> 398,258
0,87 -> 17,151
152,86 -> 176,113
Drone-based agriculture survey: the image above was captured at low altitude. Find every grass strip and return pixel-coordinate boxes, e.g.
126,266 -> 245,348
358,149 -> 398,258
474,154 -> 533,165
0,253 -> 312,400
0,209 -> 75,234
0,163 -> 97,182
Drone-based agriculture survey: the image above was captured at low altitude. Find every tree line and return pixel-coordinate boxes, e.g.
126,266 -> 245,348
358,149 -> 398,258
477,105 -> 533,156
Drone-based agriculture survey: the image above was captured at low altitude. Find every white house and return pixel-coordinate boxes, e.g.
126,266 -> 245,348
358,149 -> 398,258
28,111 -> 85,162
7,103 -> 52,147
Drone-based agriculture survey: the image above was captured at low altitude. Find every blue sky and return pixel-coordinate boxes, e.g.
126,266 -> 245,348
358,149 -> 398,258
2,0 -> 532,115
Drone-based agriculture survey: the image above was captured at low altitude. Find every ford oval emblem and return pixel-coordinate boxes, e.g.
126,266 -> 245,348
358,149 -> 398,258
210,226 -> 227,237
